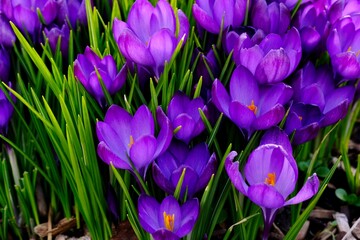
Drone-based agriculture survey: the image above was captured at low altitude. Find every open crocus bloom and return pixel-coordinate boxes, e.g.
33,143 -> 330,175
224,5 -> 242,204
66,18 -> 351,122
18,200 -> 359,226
138,194 -> 199,240
225,128 -> 319,240
96,105 -> 173,178
112,0 -> 189,78
211,66 -> 292,138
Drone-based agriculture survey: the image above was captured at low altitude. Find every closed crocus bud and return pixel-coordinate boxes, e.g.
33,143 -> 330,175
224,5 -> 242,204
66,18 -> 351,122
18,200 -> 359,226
167,92 -> 207,143
250,0 -> 291,35
326,14 -> 360,79
152,141 -> 217,198
44,22 -> 70,55
225,128 -> 319,240
138,194 -> 199,240
211,66 -> 293,138
11,0 -> 58,39
74,46 -> 127,107
192,0 -> 247,34
292,1 -> 330,53
233,27 -> 302,84
113,0 -> 189,78
56,0 -> 87,28
96,105 -> 173,178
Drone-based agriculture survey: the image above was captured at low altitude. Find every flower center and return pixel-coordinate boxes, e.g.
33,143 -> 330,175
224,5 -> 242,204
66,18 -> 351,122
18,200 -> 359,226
298,115 -> 303,121
247,100 -> 257,114
163,211 -> 175,232
265,172 -> 276,186
128,135 -> 134,148
347,46 -> 360,57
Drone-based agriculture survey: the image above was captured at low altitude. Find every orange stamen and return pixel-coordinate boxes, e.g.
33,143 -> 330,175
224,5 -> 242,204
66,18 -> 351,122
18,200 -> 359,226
128,135 -> 134,148
163,211 -> 175,232
265,172 -> 276,186
248,100 -> 257,114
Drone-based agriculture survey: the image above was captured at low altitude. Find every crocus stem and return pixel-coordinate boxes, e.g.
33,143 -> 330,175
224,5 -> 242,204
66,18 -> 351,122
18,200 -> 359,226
262,208 -> 277,240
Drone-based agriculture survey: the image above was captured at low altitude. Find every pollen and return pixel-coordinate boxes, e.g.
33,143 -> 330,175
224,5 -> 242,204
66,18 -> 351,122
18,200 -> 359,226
163,211 -> 175,232
298,115 -> 303,121
128,135 -> 134,148
248,100 -> 257,114
265,172 -> 276,186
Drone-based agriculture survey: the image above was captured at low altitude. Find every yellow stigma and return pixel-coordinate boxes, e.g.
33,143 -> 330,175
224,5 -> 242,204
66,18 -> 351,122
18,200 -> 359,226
163,211 -> 175,232
128,135 -> 134,148
347,46 -> 360,57
298,115 -> 303,121
247,100 -> 257,114
265,172 -> 276,186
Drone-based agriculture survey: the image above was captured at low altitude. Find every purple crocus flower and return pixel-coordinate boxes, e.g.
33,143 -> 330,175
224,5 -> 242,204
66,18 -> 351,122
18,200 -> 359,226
292,1 -> 330,52
192,0 -> 247,34
326,14 -> 360,79
138,194 -> 199,240
4,0 -> 58,39
167,92 -> 207,143
96,105 -> 173,178
284,103 -> 324,145
153,141 -> 217,198
250,0 -> 291,35
0,82 -> 15,135
56,0 -> 87,28
0,14 -> 16,47
44,22 -> 70,55
112,0 -> 189,78
291,62 -> 355,127
233,27 -> 302,84
74,46 -> 127,107
211,66 -> 293,138
0,46 -> 10,83
225,128 -> 320,240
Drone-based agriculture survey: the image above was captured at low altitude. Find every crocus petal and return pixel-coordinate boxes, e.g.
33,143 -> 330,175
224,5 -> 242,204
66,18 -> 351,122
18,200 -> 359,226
96,121 -> 127,157
126,0 -> 154,42
171,167 -> 198,198
332,52 -> 360,79
252,104 -> 284,130
211,79 -> 231,116
225,151 -> 249,195
300,27 -> 321,52
192,3 -> 220,34
97,142 -> 130,170
131,105 -> 155,139
112,18 -> 129,42
255,49 -> 290,84
321,86 -> 355,127
229,101 -> 256,131
173,114 -> 196,143
213,0 -> 234,29
117,29 -> 154,66
260,127 -> 293,155
129,135 -> 157,174
152,230 -> 180,240
41,0 -> 58,24
138,194 -> 161,233
103,105 -> 132,144
177,10 -> 190,41
195,153 -> 217,192
152,162 -> 175,193
111,64 -> 128,93
248,184 -> 285,209
300,84 -> 325,110
153,0 -> 176,33
148,29 -> 177,76
185,143 -> 210,174
285,174 -> 320,206
177,198 -> 199,237
238,45 -> 264,74
326,29 -> 342,55
154,107 -> 173,157
230,66 -> 259,104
